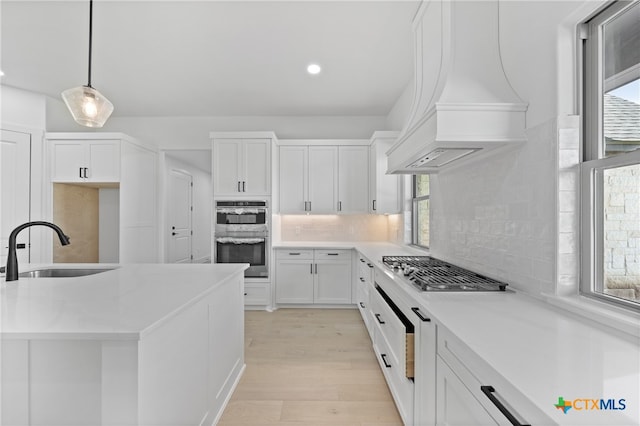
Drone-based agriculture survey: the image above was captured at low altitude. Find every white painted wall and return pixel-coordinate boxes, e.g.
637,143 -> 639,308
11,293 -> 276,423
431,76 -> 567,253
98,116 -> 389,149
0,85 -> 46,129
163,155 -> 212,263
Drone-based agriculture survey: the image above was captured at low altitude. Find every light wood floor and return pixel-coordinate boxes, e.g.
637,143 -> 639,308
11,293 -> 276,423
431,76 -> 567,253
218,308 -> 403,426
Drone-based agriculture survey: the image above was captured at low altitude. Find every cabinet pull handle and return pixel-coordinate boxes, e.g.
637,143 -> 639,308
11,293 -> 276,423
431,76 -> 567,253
375,313 -> 385,324
289,252 -> 301,256
84,167 -> 89,178
411,307 -> 431,322
360,277 -> 365,282
367,263 -> 373,268
380,353 -> 391,368
327,253 -> 339,256
338,201 -> 342,211
359,302 -> 365,308
360,258 -> 365,263
242,181 -> 246,192
308,201 -> 311,211
237,181 -> 241,192
310,263 -> 313,274
314,264 -> 318,274
79,167 -> 83,178
480,386 -> 530,426
372,199 -> 377,211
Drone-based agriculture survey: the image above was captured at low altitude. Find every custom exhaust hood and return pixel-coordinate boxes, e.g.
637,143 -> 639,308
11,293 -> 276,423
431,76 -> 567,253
387,0 -> 528,174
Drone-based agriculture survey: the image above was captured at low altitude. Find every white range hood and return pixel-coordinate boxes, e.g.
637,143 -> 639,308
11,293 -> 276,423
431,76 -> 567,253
387,0 -> 528,174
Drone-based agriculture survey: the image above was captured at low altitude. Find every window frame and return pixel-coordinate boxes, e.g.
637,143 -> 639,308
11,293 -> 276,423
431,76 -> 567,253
411,175 -> 430,248
580,0 -> 640,312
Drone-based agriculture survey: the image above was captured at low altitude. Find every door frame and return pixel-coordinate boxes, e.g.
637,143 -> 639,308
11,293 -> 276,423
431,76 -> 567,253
1,124 -> 47,263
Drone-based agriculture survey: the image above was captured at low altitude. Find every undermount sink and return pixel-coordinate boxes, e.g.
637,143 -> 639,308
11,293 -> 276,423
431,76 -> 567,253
18,268 -> 117,278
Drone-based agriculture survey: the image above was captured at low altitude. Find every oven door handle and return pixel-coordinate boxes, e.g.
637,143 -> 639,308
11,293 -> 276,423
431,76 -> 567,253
216,237 -> 265,244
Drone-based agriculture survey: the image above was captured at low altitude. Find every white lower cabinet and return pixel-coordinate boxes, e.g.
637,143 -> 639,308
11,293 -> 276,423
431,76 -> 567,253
436,327 -> 552,426
275,249 -> 352,305
243,282 -> 271,307
356,253 -> 375,338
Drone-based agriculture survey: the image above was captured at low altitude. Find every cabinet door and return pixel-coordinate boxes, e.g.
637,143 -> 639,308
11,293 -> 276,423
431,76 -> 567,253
436,357 -> 499,426
213,139 -> 242,195
279,146 -> 308,213
275,260 -> 314,303
338,146 -> 369,213
370,139 -> 401,214
314,259 -> 352,304
242,139 -> 271,195
308,146 -> 338,213
86,141 -> 120,182
51,141 -> 85,182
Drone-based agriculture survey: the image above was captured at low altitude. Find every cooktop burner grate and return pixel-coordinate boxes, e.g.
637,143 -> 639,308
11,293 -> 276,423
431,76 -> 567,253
382,256 -> 508,291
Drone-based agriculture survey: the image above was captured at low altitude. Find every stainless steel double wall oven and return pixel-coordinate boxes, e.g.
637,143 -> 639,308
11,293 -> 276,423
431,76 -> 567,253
214,200 -> 268,279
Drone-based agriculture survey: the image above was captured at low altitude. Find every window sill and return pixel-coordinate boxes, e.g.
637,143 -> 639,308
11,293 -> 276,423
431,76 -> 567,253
543,293 -> 640,339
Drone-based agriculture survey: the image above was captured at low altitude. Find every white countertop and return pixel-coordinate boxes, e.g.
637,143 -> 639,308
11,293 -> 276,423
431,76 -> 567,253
1,263 -> 247,340
278,241 -> 640,425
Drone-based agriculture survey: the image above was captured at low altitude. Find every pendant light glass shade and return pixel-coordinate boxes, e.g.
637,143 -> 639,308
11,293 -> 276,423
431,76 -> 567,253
62,85 -> 113,128
62,0 -> 113,128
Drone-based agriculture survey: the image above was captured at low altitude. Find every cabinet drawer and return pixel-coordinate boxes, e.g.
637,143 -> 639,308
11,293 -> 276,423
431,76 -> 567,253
276,249 -> 314,260
370,286 -> 414,379
314,249 -> 351,260
243,283 -> 270,305
374,328 -> 414,425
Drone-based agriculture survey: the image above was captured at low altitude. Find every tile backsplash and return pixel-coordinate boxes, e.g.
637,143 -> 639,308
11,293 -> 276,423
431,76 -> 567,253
278,214 -> 397,242
429,116 -> 578,297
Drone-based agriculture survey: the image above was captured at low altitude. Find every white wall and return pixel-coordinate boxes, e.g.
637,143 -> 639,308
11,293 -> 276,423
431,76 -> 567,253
163,155 -> 212,263
98,116 -> 389,150
0,85 -> 46,129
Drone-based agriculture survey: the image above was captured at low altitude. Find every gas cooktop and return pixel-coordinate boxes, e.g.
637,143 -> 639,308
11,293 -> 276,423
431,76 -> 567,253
382,256 -> 508,292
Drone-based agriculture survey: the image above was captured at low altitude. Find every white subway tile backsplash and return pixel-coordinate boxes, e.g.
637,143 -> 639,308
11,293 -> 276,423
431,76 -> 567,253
430,116 -> 581,295
279,214 -> 390,242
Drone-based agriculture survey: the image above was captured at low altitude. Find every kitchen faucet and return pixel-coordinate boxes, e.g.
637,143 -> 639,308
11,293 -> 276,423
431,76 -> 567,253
4,221 -> 70,282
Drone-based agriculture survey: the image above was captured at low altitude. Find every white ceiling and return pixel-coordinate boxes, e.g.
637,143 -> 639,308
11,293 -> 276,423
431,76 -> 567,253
1,1 -> 418,118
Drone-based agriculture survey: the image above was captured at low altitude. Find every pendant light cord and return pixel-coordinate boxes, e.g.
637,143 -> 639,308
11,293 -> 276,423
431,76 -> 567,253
87,0 -> 93,88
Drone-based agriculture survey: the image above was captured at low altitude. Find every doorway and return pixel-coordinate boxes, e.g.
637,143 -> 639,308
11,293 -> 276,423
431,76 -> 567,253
163,150 -> 212,263
168,168 -> 193,263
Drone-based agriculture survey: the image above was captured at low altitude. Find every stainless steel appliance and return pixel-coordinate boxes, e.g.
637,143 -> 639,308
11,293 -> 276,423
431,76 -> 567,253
214,200 -> 268,279
381,256 -> 507,292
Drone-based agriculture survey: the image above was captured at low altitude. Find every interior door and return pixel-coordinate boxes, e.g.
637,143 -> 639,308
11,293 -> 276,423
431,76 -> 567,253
0,129 -> 31,267
167,168 -> 193,263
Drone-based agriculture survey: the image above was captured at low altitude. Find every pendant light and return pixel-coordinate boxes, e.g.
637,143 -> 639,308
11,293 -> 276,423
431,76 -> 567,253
62,0 -> 113,128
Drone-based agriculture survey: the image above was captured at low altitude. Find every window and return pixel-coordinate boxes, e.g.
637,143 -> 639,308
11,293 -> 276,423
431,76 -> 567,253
412,175 -> 430,248
582,0 -> 640,311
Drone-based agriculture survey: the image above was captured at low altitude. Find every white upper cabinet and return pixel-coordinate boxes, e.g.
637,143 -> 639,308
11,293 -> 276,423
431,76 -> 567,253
279,146 -> 308,213
277,140 -> 369,214
211,133 -> 274,197
308,146 -> 338,214
338,146 -> 369,213
51,139 -> 120,183
46,133 -> 159,263
369,131 -> 402,214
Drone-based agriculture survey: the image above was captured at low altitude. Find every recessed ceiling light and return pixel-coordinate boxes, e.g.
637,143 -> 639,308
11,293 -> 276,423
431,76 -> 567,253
307,64 -> 321,75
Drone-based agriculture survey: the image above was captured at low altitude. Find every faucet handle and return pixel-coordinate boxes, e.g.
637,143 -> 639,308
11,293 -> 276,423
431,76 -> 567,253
0,266 -> 5,274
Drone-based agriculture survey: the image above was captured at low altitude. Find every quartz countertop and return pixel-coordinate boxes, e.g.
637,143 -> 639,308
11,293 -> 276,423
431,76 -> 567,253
276,241 -> 640,425
1,263 -> 247,340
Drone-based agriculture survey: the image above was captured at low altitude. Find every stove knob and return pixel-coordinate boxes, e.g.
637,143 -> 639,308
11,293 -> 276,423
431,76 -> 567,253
403,266 -> 414,276
392,262 -> 400,269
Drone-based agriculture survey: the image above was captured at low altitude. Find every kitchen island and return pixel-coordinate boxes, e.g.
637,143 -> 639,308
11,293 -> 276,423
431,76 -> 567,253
1,263 -> 247,426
